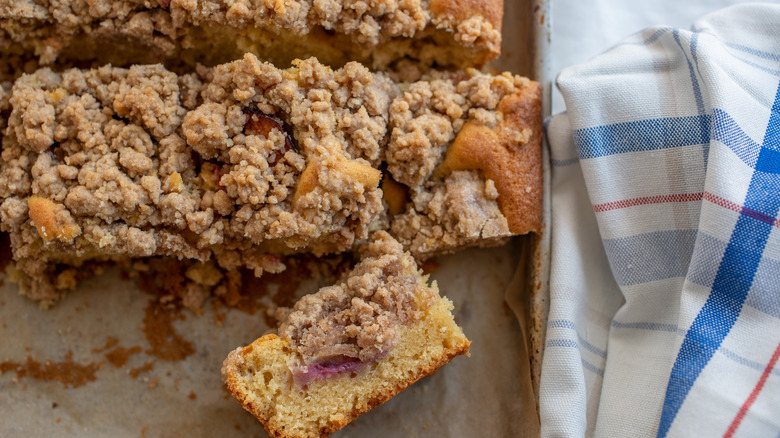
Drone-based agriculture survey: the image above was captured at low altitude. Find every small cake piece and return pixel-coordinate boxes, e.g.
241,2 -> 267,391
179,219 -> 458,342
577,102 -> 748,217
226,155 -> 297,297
386,71 -> 543,260
222,231 -> 470,438
0,0 -> 503,73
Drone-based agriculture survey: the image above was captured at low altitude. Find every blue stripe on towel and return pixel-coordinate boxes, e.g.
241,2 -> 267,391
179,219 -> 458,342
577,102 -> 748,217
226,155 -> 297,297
657,82 -> 780,437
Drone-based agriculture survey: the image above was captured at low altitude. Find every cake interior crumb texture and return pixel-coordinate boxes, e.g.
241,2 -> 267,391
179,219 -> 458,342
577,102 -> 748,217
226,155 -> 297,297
222,231 -> 470,438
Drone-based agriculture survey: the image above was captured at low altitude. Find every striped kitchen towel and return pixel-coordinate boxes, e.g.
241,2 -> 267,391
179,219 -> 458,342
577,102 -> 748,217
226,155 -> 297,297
540,3 -> 780,438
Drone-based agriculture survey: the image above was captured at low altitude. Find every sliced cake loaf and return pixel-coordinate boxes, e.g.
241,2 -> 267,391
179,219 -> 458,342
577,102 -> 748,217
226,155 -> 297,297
0,54 -> 541,307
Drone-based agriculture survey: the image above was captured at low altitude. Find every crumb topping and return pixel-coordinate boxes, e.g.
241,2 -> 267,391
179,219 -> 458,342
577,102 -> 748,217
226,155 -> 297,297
385,70 -> 530,188
278,231 -> 436,363
390,170 -> 510,259
0,0 -> 502,72
0,56 -> 542,306
0,55 -> 395,301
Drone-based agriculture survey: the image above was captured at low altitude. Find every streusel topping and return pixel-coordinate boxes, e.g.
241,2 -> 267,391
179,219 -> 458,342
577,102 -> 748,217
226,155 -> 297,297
278,231 -> 436,363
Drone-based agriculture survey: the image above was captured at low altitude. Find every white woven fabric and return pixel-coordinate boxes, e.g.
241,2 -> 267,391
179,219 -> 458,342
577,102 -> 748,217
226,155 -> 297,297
541,4 -> 780,437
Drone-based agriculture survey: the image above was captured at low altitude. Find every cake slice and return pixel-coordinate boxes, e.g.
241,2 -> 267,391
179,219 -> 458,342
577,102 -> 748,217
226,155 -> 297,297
0,54 -> 541,307
0,55 -> 390,304
222,231 -> 470,438
386,71 -> 543,260
0,0 -> 503,74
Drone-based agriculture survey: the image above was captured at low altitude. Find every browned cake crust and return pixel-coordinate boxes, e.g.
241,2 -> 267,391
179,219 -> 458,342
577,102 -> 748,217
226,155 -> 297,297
431,0 -> 504,31
0,0 -> 503,76
0,55 -> 541,307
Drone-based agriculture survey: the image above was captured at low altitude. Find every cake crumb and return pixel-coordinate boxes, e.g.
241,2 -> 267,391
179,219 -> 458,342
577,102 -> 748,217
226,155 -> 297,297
142,301 -> 195,361
92,337 -> 119,353
0,351 -> 100,389
104,345 -> 143,368
129,361 -> 155,379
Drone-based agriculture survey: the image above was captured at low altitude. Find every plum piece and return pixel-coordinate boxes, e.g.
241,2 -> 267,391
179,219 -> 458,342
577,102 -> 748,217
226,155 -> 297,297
243,107 -> 298,165
290,356 -> 368,387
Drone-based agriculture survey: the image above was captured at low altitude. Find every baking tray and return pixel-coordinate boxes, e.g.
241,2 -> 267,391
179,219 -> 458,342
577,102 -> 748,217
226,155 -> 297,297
0,1 -> 552,436
495,0 -> 552,406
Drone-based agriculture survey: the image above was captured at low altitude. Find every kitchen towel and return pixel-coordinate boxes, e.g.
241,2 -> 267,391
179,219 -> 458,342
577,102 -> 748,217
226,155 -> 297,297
541,3 -> 780,437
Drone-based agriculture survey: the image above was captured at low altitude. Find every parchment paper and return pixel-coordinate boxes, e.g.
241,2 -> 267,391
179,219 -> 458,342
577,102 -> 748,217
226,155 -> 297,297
0,240 -> 539,437
0,2 -> 546,436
